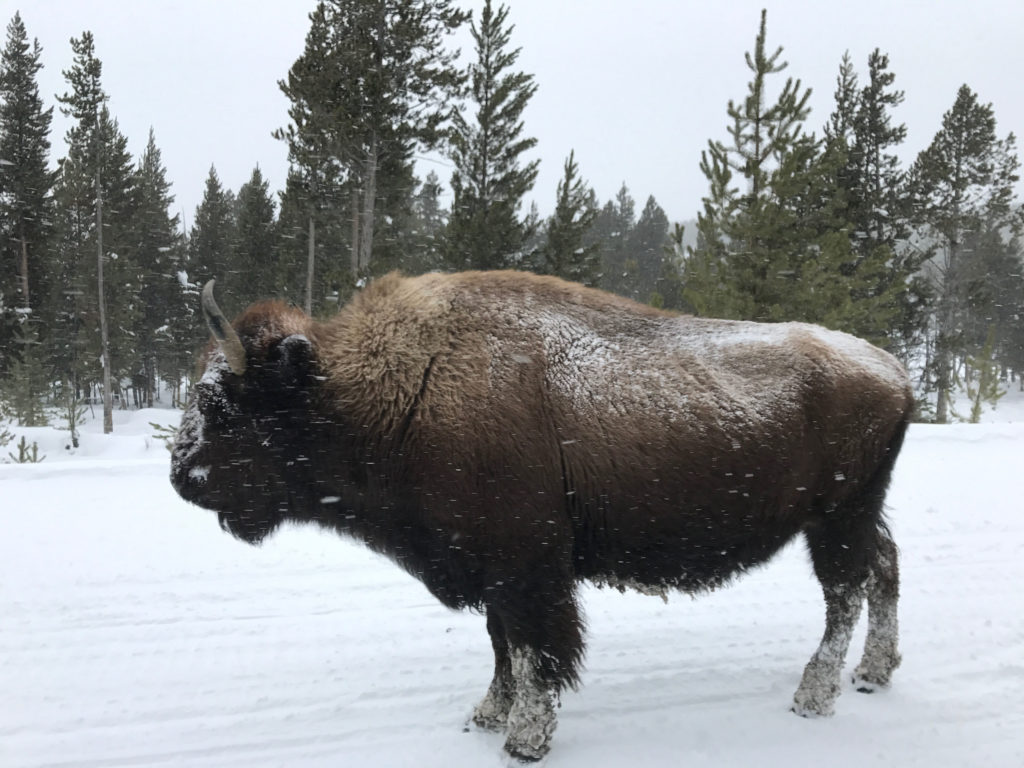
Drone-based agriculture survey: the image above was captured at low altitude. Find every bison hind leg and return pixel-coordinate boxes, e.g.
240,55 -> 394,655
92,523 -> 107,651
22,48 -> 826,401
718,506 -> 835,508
794,442 -> 902,717
852,522 -> 901,692
791,579 -> 866,718
793,510 -> 875,717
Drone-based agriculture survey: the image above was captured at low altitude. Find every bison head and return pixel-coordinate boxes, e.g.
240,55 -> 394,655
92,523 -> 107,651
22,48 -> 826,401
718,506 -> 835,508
170,281 -> 324,545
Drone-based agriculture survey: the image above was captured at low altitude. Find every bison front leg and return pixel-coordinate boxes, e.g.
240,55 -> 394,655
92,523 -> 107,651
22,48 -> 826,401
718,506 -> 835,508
486,577 -> 584,762
504,646 -> 558,761
472,611 -> 513,731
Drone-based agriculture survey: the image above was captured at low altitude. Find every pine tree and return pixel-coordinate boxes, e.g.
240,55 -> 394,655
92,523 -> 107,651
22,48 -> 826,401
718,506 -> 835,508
132,128 -> 180,407
173,166 -> 241,385
652,222 -> 688,310
233,166 -> 278,301
277,0 -> 468,290
847,51 -> 922,356
0,11 -> 54,358
0,407 -> 12,449
276,167 -> 347,314
155,268 -> 196,407
188,166 -> 237,312
0,321 -> 48,426
995,231 -> 1024,389
446,0 -> 538,270
54,33 -> 138,431
825,51 -> 926,361
846,51 -> 908,252
951,325 -> 1007,423
686,7 -> 811,317
982,224 -> 1024,387
908,85 -> 1023,422
405,169 -> 447,273
275,2 -> 347,312
622,196 -> 669,302
592,183 -> 636,295
824,52 -> 859,149
953,222 -> 1023,367
535,151 -> 599,284
684,10 -> 893,340
57,374 -> 86,448
685,9 -> 817,320
356,151 -> 420,276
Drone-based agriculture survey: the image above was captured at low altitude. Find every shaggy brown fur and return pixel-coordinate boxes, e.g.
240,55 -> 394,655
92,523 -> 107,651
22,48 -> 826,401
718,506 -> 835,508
171,270 -> 913,761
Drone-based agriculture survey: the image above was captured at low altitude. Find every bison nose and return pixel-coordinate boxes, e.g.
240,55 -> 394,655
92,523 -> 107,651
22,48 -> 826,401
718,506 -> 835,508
170,461 -> 193,498
170,454 -> 210,505
170,464 -> 189,499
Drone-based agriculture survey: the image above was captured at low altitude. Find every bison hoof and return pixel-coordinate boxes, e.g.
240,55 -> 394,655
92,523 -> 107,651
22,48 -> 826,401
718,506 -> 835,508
472,687 -> 512,732
790,689 -> 837,719
851,655 -> 899,693
471,709 -> 508,732
792,655 -> 841,718
504,738 -> 550,763
504,701 -> 555,763
791,701 -> 834,719
851,670 -> 889,694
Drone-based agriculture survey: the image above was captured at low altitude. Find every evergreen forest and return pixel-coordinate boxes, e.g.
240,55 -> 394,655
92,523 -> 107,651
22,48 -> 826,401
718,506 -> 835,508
1,3 -> 1022,432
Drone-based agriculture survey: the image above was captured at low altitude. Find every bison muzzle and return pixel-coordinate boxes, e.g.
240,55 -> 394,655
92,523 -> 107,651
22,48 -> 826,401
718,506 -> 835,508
171,270 -> 912,761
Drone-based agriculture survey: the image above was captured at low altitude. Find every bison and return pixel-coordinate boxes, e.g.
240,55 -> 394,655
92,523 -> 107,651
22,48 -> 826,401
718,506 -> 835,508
171,270 -> 912,761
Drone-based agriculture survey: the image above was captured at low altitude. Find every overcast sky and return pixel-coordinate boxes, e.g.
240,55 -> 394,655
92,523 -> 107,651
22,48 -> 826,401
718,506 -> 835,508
7,0 -> 1024,228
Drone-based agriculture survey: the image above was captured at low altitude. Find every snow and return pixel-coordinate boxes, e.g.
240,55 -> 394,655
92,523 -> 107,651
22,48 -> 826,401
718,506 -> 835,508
3,395 -> 1024,767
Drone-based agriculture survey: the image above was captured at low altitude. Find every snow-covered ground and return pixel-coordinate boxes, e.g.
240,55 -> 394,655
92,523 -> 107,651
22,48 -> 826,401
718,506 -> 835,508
3,391 -> 1024,767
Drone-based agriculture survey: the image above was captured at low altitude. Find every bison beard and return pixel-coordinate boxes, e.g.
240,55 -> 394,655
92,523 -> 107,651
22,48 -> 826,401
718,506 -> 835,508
171,270 -> 913,762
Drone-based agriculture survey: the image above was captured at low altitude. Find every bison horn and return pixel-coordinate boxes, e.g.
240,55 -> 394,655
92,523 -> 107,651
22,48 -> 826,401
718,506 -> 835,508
201,280 -> 247,376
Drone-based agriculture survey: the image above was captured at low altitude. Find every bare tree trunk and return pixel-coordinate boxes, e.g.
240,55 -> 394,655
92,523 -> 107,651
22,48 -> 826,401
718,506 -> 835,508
96,166 -> 113,434
350,185 -> 360,279
934,187 -> 965,425
935,369 -> 950,423
934,255 -> 958,425
358,139 -> 378,273
934,304 -> 953,424
305,214 -> 315,315
19,233 -> 30,308
63,376 -> 81,449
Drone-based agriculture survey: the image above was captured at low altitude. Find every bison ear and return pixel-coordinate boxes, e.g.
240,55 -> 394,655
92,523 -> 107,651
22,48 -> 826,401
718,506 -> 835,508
273,334 -> 317,388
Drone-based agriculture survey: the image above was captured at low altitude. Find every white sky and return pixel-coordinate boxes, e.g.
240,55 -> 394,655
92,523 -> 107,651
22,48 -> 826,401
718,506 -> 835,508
7,0 -> 1024,227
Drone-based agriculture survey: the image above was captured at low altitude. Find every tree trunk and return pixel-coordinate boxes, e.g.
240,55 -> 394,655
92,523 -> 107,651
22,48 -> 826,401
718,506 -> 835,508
934,303 -> 954,424
934,259 -> 958,425
934,360 -> 950,423
19,232 -> 30,309
305,214 -> 315,315
96,166 -> 113,434
934,171 -> 966,425
350,185 -> 360,279
358,138 -> 378,273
